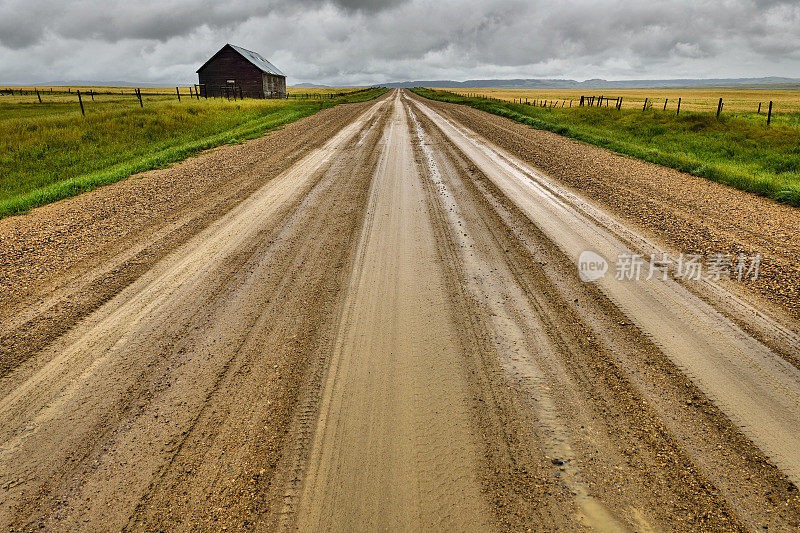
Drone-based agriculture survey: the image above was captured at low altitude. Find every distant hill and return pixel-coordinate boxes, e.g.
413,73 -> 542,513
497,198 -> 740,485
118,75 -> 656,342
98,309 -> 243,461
381,77 -> 800,89
291,82 -> 331,88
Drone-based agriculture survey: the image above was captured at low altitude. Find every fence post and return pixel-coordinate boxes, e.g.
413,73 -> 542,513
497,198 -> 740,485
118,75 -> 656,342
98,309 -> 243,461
580,96 -> 584,106
90,90 -> 94,101
767,101 -> 773,125
757,102 -> 761,114
36,88 -> 42,103
136,88 -> 143,107
716,97 -> 723,119
676,97 -> 681,116
176,87 -> 181,101
663,98 -> 668,110
77,90 -> 85,116
617,97 -> 622,110
642,97 -> 648,111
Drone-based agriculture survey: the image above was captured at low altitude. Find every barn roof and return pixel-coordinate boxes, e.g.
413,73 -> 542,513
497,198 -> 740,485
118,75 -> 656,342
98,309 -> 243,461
197,44 -> 286,77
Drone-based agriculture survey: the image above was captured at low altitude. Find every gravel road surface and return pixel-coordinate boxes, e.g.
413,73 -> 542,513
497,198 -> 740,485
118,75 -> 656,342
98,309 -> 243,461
1,89 -> 799,531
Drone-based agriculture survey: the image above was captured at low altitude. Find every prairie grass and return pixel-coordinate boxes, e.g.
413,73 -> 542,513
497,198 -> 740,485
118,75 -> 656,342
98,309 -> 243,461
0,87 -> 387,218
412,88 -> 800,207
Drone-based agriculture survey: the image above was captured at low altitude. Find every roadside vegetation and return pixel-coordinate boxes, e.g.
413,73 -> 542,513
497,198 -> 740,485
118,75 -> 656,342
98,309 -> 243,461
0,87 -> 387,218
412,88 -> 800,207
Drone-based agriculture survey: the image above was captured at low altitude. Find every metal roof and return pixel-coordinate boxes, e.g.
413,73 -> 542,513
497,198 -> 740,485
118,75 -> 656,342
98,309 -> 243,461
197,44 -> 286,77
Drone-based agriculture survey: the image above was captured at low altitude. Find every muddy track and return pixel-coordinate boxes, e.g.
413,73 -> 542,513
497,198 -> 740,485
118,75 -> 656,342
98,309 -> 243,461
1,90 -> 799,531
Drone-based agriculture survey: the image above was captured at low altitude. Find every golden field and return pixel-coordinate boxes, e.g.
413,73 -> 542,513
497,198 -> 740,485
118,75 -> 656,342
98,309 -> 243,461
443,87 -> 800,113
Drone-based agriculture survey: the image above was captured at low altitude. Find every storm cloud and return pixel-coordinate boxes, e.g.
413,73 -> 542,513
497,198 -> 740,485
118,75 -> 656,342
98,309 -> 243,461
0,0 -> 798,85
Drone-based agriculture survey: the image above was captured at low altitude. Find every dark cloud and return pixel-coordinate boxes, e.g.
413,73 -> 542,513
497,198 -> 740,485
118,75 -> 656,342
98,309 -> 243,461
0,0 -> 798,85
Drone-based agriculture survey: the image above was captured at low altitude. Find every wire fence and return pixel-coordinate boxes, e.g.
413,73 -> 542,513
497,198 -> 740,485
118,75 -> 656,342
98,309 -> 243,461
438,89 -> 797,126
0,85 -> 381,118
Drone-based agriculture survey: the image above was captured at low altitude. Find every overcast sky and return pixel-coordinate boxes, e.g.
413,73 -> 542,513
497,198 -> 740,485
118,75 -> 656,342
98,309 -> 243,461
1,0 -> 799,86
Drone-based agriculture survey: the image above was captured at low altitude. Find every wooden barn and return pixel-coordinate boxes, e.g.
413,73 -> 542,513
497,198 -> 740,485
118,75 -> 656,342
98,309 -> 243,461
197,44 -> 287,99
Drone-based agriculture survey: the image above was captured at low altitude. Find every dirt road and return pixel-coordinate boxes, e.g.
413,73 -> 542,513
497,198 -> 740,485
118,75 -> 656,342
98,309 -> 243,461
1,89 -> 799,531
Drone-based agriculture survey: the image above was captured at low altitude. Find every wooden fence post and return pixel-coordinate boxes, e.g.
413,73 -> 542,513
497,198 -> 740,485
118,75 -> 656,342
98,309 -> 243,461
90,90 -> 94,101
676,97 -> 681,116
77,90 -> 85,116
716,97 -> 723,119
663,98 -> 668,110
176,87 -> 181,101
36,88 -> 42,103
617,97 -> 622,110
643,97 -> 648,111
136,88 -> 143,107
758,102 -> 761,113
767,101 -> 773,125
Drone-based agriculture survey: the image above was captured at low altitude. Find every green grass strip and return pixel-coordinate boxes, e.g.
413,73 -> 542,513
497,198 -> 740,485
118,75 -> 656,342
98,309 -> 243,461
0,88 -> 388,219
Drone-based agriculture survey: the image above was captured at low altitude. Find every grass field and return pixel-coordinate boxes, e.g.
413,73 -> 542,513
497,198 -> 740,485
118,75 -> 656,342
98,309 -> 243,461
413,87 -> 800,207
0,86 -> 387,218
